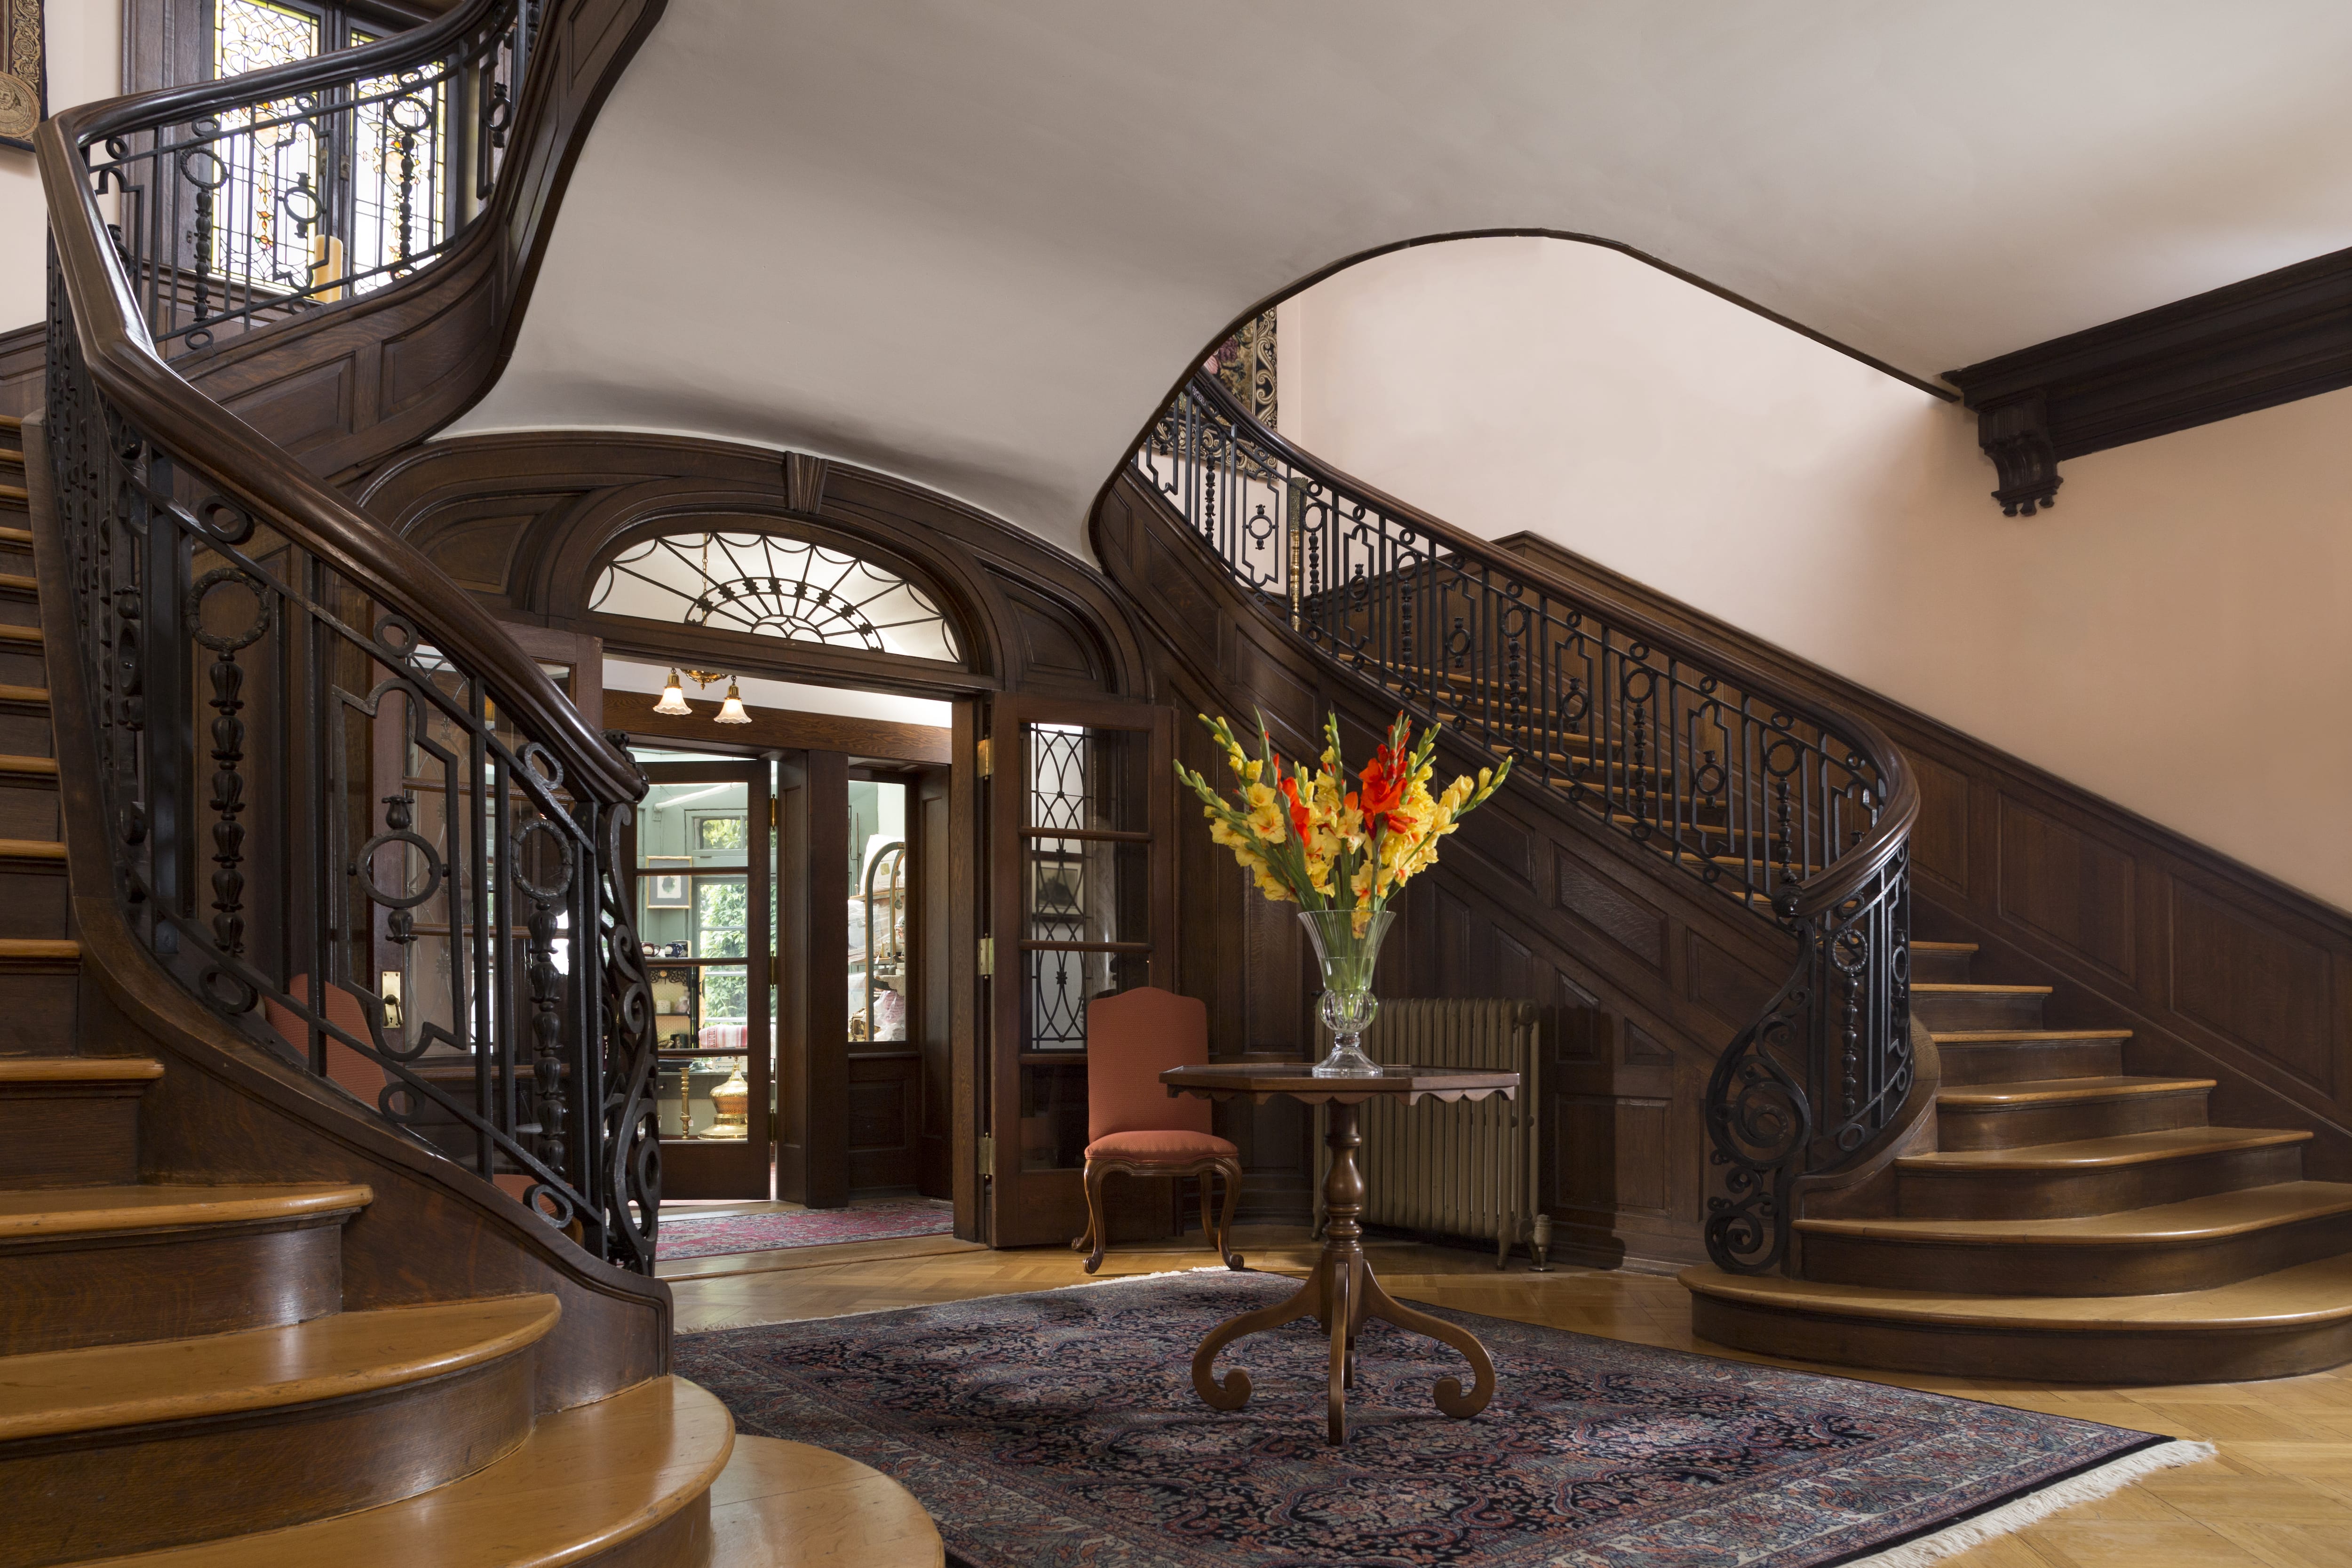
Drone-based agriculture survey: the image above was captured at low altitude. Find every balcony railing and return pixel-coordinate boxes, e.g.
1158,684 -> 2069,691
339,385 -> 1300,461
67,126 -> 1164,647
1137,372 -> 1919,1274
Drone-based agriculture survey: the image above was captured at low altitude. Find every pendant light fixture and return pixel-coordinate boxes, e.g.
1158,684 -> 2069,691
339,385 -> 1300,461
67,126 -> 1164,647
652,668 -> 752,724
715,679 -> 752,725
652,669 -> 692,716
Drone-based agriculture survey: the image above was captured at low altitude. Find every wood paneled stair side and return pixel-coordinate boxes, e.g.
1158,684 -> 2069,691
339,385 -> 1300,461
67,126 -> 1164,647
1684,939 -> 2352,1382
8,417 -> 940,1563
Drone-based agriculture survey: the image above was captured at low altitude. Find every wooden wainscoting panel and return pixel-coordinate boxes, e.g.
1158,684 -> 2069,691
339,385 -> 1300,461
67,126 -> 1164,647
1910,751 -> 1971,894
847,1054 -> 918,1193
1997,794 -> 2137,980
1553,847 -> 1667,971
220,356 -> 359,460
1553,1092 -> 1672,1218
1685,932 -> 1780,1033
2169,877 -> 2339,1097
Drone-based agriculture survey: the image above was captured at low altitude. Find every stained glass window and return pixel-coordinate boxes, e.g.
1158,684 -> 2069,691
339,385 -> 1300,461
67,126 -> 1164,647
592,532 -> 963,663
350,30 -> 447,287
211,0 -> 326,295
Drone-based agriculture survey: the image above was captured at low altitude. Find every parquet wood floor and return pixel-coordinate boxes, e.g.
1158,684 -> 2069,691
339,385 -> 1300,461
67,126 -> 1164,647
670,1225 -> 2352,1568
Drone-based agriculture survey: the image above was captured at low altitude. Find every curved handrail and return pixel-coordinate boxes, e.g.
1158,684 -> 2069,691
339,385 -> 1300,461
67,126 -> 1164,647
1180,372 -> 1919,918
1135,371 -> 1917,1275
33,1 -> 661,1271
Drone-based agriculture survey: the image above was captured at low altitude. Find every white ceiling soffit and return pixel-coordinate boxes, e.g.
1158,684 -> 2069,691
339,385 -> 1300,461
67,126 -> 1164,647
453,0 -> 2352,555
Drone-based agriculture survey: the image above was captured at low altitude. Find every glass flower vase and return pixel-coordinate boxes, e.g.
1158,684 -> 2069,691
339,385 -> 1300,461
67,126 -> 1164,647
1299,907 -> 1395,1077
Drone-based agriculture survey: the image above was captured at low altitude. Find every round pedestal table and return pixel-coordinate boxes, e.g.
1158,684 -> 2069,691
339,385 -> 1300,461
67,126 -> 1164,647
1159,1061 -> 1521,1445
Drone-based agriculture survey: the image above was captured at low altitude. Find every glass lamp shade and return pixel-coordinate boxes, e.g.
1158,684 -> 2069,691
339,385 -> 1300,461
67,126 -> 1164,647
652,670 -> 692,716
714,680 -> 752,724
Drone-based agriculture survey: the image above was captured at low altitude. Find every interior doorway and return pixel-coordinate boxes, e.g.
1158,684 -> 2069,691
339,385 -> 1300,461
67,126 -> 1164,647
614,674 -> 957,1221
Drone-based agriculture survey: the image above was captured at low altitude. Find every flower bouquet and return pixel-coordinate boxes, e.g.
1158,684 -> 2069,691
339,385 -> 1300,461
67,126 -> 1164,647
1176,711 -> 1511,1076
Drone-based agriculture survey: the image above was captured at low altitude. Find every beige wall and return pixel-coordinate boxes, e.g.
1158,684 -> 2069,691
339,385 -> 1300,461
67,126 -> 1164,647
1278,237 -> 2352,913
1,0 -> 119,331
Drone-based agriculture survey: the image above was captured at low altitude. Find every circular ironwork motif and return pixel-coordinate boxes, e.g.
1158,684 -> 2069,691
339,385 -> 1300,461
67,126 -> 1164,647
185,568 -> 271,653
511,818 -> 576,904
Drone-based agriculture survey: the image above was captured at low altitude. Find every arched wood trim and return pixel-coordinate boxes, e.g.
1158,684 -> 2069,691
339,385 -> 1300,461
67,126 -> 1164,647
360,430 -> 1152,699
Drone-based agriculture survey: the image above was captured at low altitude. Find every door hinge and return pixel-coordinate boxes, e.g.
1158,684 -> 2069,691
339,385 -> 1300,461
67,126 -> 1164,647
975,737 -> 992,778
977,1132 -> 995,1171
977,936 -> 993,976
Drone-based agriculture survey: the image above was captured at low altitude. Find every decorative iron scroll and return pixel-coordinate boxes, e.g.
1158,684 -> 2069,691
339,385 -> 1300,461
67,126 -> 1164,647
1136,373 -> 1915,1275
80,0 -> 527,356
39,0 -> 663,1273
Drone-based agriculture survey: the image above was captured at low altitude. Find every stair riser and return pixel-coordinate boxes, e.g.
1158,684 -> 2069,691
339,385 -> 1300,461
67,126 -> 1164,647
0,1086 -> 139,1186
0,1347 -> 537,1568
0,866 -> 66,940
1910,948 -> 1976,985
0,597 -> 33,631
0,780 -> 57,840
1801,1210 -> 2352,1297
1691,1291 -> 2352,1384
1934,1088 -> 2209,1152
0,549 -> 30,580
1897,1143 -> 2306,1219
1936,1040 -> 2125,1084
595,1498 -> 713,1568
0,649 -> 39,688
0,708 -> 52,756
0,1220 -> 345,1355
0,974 -> 79,1054
1912,990 -> 2048,1031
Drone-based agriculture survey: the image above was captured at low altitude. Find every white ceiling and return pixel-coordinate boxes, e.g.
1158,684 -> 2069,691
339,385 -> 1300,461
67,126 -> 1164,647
451,0 -> 2352,555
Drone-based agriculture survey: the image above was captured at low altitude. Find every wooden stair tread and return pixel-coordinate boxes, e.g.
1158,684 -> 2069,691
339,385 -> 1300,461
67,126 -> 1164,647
1930,1028 -> 2135,1043
1936,1075 -> 2216,1107
0,1293 -> 558,1442
0,486 -> 25,504
0,1181 -> 372,1240
0,684 -> 48,706
0,1055 -> 160,1083
1913,981 -> 2053,996
1913,941 -> 1979,955
0,751 -> 57,773
84,1374 -> 736,1568
0,837 -> 65,860
0,625 -> 41,645
1682,1250 -> 2352,1331
0,527 -> 32,546
710,1434 -> 946,1567
0,939 -> 81,959
1899,1125 -> 2310,1171
0,573 -> 33,593
1796,1181 -> 2352,1245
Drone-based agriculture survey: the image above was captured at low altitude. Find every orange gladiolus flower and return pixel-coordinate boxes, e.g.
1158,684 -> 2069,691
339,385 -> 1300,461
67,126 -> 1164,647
1278,773 -> 1313,843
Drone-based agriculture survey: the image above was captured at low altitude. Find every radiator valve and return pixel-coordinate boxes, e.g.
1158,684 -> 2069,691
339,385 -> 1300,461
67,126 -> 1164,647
1528,1212 -> 1553,1273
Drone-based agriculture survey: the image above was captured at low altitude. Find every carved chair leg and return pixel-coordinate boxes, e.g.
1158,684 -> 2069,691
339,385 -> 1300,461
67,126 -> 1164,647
1079,1160 -> 1111,1274
1212,1156 -> 1244,1269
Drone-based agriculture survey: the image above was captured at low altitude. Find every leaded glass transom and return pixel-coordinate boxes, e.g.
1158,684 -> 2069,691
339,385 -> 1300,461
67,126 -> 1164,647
591,532 -> 962,663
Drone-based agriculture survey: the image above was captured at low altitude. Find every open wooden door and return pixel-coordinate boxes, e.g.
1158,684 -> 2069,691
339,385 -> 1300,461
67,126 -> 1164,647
627,759 -> 772,1200
984,696 -> 1175,1247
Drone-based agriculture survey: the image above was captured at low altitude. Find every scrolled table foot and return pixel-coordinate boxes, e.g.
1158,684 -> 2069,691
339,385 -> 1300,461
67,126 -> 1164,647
1190,1259 -> 1326,1414
1362,1270 -> 1497,1419
1327,1255 -> 1355,1445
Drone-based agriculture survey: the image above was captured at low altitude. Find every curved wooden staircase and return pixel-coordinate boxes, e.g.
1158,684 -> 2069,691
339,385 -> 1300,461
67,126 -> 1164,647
0,414 -> 939,1566
1683,937 -> 2352,1382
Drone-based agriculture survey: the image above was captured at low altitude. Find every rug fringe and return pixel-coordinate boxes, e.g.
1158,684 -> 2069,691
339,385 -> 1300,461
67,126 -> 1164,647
1840,1438 -> 2215,1568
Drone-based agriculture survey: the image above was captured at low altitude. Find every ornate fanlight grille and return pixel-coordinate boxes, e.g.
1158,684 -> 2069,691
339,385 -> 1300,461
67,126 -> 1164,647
591,532 -> 961,663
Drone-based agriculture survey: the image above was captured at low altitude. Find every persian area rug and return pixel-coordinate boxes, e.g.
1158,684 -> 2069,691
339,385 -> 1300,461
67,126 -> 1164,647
675,1271 -> 2210,1568
656,1198 -> 954,1259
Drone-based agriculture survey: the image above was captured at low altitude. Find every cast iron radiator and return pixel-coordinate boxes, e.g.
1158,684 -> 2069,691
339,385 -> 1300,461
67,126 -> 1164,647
1315,998 -> 1543,1267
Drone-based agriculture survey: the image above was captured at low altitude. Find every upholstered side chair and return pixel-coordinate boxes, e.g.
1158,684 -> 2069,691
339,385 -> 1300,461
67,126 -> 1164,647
1072,986 -> 1246,1274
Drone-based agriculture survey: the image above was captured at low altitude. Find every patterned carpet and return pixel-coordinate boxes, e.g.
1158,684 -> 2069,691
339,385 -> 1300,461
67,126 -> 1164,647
675,1270 -> 2200,1567
656,1198 -> 954,1259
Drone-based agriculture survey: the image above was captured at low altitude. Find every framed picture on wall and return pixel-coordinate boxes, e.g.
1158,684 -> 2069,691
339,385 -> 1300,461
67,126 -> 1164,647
645,856 -> 693,908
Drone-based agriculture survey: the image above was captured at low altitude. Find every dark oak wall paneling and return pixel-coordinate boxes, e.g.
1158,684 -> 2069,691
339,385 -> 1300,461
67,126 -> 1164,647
0,322 -> 38,418
1495,529 -> 2352,1182
1098,470 -> 1806,1267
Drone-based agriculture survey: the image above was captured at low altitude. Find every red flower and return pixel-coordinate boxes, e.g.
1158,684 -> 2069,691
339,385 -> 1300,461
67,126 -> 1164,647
1358,747 -> 1408,821
1278,774 -> 1313,844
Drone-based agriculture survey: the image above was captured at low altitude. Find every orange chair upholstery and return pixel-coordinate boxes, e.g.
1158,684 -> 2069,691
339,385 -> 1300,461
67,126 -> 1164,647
1072,986 -> 1244,1274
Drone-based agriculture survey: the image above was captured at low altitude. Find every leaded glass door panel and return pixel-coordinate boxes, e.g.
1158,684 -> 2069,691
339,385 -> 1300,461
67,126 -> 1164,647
985,697 -> 1174,1248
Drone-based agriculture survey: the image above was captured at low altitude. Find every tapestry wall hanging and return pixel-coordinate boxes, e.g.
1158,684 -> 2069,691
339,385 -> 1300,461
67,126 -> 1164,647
0,0 -> 44,151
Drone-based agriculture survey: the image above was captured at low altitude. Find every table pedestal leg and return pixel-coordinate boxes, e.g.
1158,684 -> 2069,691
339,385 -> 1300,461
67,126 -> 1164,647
1187,1099 -> 1500,1443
